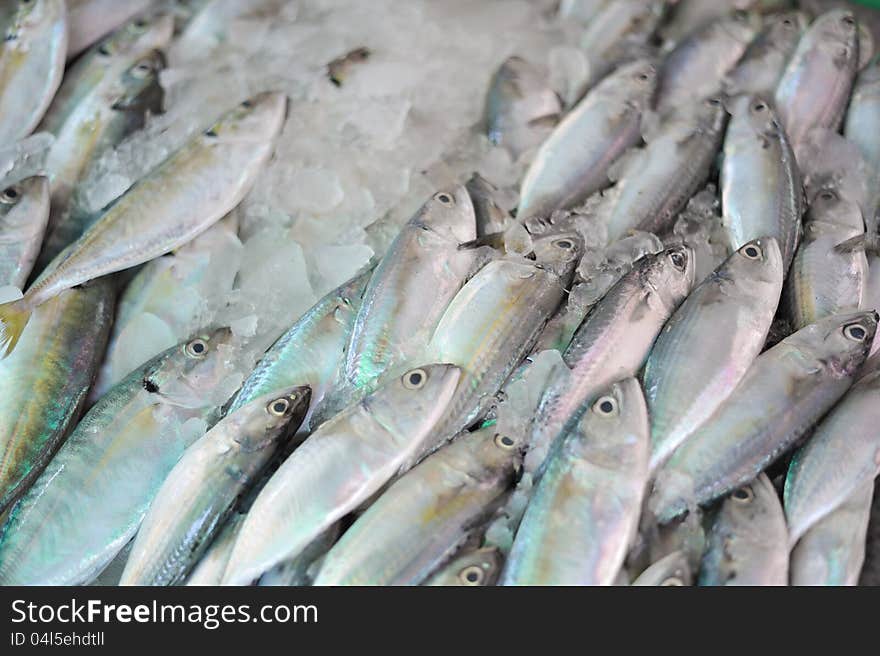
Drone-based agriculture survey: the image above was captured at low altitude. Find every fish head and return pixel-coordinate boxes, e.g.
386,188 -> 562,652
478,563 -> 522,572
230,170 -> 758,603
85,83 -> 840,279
730,94 -> 783,142
691,95 -> 730,133
531,231 -> 584,280
451,547 -> 502,586
643,244 -> 696,309
791,311 -> 878,379
111,50 -> 166,113
812,10 -> 859,61
721,10 -> 763,45
768,11 -> 809,44
231,385 -> 312,451
204,92 -> 288,145
805,184 -> 863,230
363,363 -> 462,438
470,425 -> 524,476
603,59 -> 658,108
10,0 -> 64,31
727,237 -> 783,286
412,185 -> 477,245
0,175 -> 48,226
147,327 -> 239,409
94,12 -> 175,59
573,377 -> 648,470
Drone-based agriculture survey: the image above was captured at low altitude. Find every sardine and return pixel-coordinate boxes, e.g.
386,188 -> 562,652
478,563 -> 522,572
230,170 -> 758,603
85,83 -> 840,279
651,311 -> 877,522
0,92 -> 287,357
221,363 -> 462,585
0,176 -> 49,288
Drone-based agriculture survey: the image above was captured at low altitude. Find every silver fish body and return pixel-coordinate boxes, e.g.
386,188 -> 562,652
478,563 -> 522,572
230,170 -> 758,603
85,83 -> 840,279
313,426 -> 520,586
645,238 -> 783,472
784,367 -> 880,546
185,513 -> 245,586
775,9 -> 860,153
721,95 -> 803,269
0,176 -> 49,288
0,328 -> 236,585
517,59 -> 657,221
501,378 -> 649,586
120,386 -> 311,586
790,481 -> 873,586
0,0 -> 67,146
220,363 -> 462,585
651,311 -> 877,522
698,474 -> 789,586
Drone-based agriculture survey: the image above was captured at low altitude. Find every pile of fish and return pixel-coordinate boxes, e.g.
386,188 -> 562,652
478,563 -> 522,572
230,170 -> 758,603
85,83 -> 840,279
0,0 -> 879,587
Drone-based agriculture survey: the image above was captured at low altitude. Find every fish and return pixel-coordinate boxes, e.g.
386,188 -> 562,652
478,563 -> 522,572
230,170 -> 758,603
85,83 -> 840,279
0,0 -> 67,146
335,186 -> 483,410
229,266 -> 372,430
785,183 -> 867,331
65,0 -> 155,59
651,311 -> 877,522
424,547 -> 503,586
0,328 -> 237,585
0,279 -> 114,514
660,0 -> 789,46
257,527 -> 340,587
790,480 -> 873,586
655,12 -> 761,113
313,426 -> 521,586
531,246 -> 694,469
631,550 -> 692,586
784,367 -> 880,546
120,386 -> 311,586
91,216 -> 243,400
723,11 -> 809,98
0,176 -> 49,288
517,59 -> 657,221
644,238 -> 784,472
220,363 -> 462,585
422,232 -> 582,453
591,96 -> 728,241
500,378 -> 649,585
698,474 -> 789,586
185,512 -> 246,586
720,95 -> 804,270
484,56 -> 562,159
465,173 -> 509,238
0,92 -> 287,357
574,0 -> 666,95
38,13 -> 172,244
845,59 -> 880,188
775,9 -> 860,154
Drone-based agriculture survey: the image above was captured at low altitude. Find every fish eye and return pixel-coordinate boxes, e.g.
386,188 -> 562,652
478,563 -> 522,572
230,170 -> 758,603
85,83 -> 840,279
458,565 -> 484,585
98,44 -> 112,56
0,186 -> 20,204
131,60 -> 154,78
752,101 -> 767,112
842,15 -> 855,27
636,72 -> 650,81
668,249 -> 687,271
593,396 -> 618,417
740,243 -> 762,260
434,192 -> 454,205
661,576 -> 684,586
205,127 -> 219,137
732,487 -> 754,504
705,97 -> 722,106
133,18 -> 148,29
242,99 -> 253,108
818,189 -> 838,202
553,238 -> 573,250
402,368 -> 427,389
844,323 -> 868,342
185,338 -> 208,358
267,397 -> 290,416
781,18 -> 793,27
494,434 -> 516,450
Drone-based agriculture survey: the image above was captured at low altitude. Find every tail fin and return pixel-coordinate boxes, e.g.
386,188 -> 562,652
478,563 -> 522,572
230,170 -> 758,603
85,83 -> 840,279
0,298 -> 32,358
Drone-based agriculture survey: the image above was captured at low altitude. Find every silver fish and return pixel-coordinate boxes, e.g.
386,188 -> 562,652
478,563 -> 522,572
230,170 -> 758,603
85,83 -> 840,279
517,59 -> 657,221
645,238 -> 784,472
655,12 -> 761,113
698,474 -> 789,586
0,328 -> 237,585
784,367 -> 880,546
775,9 -> 860,154
720,95 -> 803,270
631,550 -> 692,586
0,176 -> 49,288
501,378 -> 649,586
424,547 -> 503,586
790,481 -> 873,586
0,0 -> 67,146
185,513 -> 245,586
484,56 -> 562,158
313,426 -> 520,586
592,96 -> 728,241
221,363 -> 462,585
120,386 -> 311,586
651,311 -> 877,523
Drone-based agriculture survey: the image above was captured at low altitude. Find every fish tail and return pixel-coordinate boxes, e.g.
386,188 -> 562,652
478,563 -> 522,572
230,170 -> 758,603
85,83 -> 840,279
0,298 -> 32,359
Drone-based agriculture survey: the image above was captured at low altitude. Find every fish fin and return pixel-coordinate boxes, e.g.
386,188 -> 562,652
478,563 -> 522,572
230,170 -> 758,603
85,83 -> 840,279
0,297 -> 32,358
459,232 -> 505,250
834,234 -> 870,254
526,113 -> 560,129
